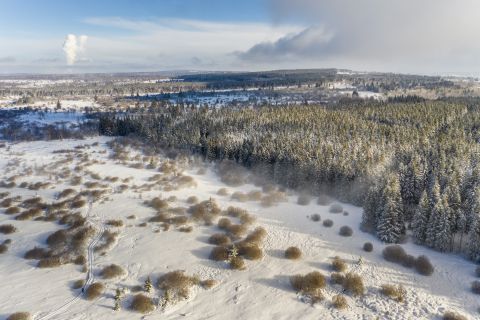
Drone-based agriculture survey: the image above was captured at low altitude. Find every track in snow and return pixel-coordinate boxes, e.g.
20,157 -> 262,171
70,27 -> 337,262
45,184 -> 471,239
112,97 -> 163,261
35,199 -> 105,320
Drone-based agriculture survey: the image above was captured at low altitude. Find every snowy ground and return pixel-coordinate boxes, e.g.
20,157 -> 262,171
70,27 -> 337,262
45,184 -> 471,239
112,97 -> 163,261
0,137 -> 478,320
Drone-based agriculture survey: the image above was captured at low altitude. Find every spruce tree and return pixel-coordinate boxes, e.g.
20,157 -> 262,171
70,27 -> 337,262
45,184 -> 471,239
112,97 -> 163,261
376,175 -> 403,243
412,191 -> 430,244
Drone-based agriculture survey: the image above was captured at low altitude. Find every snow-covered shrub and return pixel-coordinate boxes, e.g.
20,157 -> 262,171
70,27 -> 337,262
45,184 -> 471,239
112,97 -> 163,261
100,264 -> 125,279
285,247 -> 302,260
363,242 -> 373,252
157,270 -> 200,300
85,282 -> 104,300
332,294 -> 348,309
342,273 -> 365,296
130,294 -> 155,314
329,203 -> 343,213
339,226 -> 353,237
414,255 -> 434,276
297,194 -> 312,206
402,254 -> 416,268
311,214 -> 321,222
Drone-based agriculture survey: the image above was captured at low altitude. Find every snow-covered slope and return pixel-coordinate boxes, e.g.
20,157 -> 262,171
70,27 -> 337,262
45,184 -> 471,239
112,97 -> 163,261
0,138 -> 478,320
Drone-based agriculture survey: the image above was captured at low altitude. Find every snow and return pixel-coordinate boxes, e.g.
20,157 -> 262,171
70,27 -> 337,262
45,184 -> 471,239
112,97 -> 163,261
0,137 -> 478,320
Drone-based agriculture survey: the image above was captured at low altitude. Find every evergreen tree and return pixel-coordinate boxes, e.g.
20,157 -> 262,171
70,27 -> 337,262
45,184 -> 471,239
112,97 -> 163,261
412,191 -> 430,244
376,175 -> 404,243
468,214 -> 480,262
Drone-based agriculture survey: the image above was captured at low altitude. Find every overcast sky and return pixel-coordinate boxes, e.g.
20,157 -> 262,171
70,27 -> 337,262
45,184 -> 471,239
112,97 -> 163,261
0,0 -> 479,74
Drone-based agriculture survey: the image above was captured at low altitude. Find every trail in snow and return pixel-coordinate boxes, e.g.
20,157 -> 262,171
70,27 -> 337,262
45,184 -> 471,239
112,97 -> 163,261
35,199 -> 105,320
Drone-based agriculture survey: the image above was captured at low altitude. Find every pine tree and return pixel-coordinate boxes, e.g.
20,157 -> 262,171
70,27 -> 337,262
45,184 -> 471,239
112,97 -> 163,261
433,196 -> 452,252
376,175 -> 404,243
144,276 -> 152,293
468,214 -> 480,262
412,191 -> 430,244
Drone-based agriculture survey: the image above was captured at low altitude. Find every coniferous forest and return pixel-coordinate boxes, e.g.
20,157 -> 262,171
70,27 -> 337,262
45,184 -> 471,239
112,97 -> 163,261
99,98 -> 480,261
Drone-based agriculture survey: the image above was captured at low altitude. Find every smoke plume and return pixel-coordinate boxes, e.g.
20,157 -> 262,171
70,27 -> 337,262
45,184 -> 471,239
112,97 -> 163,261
63,34 -> 88,65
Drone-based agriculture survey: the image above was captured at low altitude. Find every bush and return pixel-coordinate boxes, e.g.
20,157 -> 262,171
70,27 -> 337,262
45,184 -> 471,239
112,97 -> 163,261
46,230 -> 68,247
6,312 -> 31,320
471,280 -> 480,294
329,203 -> 343,213
443,311 -> 468,320
310,214 -> 321,222
244,227 -> 267,245
363,242 -> 373,252
323,219 -> 334,227
402,254 -> 416,268
105,219 -> 124,227
332,294 -> 348,309
290,271 -> 326,294
130,294 -> 155,314
339,226 -> 353,237
209,246 -> 229,261
217,188 -> 229,196
217,217 -> 232,229
24,247 -> 49,260
100,264 -> 125,279
74,255 -> 86,265
147,197 -> 169,210
342,273 -> 365,296
297,194 -> 312,206
201,279 -> 218,289
331,256 -> 347,272
157,270 -> 199,300
5,206 -> 20,215
382,245 -> 407,264
230,256 -> 246,270
238,243 -> 263,260
15,208 -> 42,220
209,233 -> 231,246
71,199 -> 86,208
0,224 -> 17,234
186,196 -> 198,204
0,244 -> 8,254
415,255 -> 434,276
38,257 -> 62,268
285,247 -> 302,260
330,273 -> 345,285
380,284 -> 406,302
72,279 -> 85,289
85,282 -> 104,300
226,224 -> 247,238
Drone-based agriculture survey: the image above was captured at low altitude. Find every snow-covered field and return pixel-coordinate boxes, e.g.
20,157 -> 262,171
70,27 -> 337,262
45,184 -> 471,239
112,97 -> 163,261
0,137 -> 478,320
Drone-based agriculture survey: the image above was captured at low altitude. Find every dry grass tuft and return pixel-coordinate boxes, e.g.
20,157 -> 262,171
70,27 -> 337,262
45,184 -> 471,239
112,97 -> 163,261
37,257 -> 63,268
244,227 -> 267,245
6,312 -> 31,320
105,219 -> 124,227
331,256 -> 347,272
209,246 -> 229,261
290,271 -> 326,295
100,264 -> 125,279
201,279 -> 218,289
130,294 -> 155,314
332,294 -> 348,309
157,270 -> 200,300
0,244 -> 8,254
415,255 -> 434,276
5,206 -> 20,215
443,311 -> 468,320
380,284 -> 406,302
85,282 -> 104,300
285,247 -> 302,260
229,256 -> 246,270
342,273 -> 365,296
237,243 -> 263,260
72,279 -> 85,289
0,224 -> 17,234
330,272 -> 345,285
209,233 -> 231,246
24,247 -> 49,260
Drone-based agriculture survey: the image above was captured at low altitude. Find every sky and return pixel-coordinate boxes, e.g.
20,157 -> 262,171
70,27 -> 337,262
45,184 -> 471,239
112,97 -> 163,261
0,0 -> 479,75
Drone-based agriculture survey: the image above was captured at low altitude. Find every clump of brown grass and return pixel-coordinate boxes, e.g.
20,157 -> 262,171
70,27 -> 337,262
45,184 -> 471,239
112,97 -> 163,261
105,219 -> 124,227
201,279 -> 218,289
209,246 -> 229,261
331,294 -> 348,309
217,217 -> 232,229
85,282 -> 104,300
229,256 -> 246,270
6,312 -> 31,320
285,247 -> 302,260
330,272 -> 345,285
0,224 -> 17,234
100,264 -> 125,279
244,227 -> 267,245
237,243 -> 263,260
157,270 -> 200,301
290,271 -> 326,295
130,294 -> 155,314
24,247 -> 50,260
186,196 -> 199,204
0,244 -> 8,254
57,188 -> 76,199
331,256 -> 347,272
209,233 -> 231,246
442,311 -> 468,320
5,206 -> 20,215
146,197 -> 169,210
15,208 -> 43,220
37,257 -> 63,268
178,226 -> 193,233
380,284 -> 406,302
72,279 -> 85,289
342,273 -> 365,296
